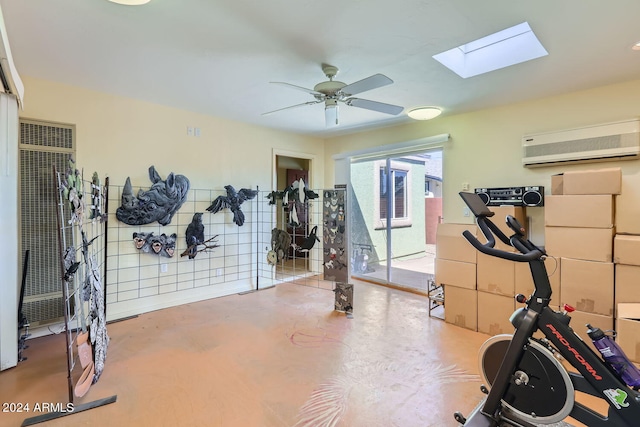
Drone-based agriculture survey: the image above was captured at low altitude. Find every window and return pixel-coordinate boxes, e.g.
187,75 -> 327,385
374,160 -> 412,229
380,168 -> 407,220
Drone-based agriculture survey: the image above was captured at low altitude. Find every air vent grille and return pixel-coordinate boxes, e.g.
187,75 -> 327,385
19,120 -> 74,326
20,120 -> 73,149
22,297 -> 65,327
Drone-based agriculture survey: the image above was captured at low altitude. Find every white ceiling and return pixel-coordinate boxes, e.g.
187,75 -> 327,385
2,0 -> 640,137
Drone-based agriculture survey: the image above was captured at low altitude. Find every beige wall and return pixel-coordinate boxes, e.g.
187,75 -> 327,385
18,76 -> 326,320
325,78 -> 640,243
20,76 -> 326,190
16,74 -> 640,319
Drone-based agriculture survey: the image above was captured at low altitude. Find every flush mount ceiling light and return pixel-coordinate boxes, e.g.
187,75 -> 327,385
433,22 -> 548,78
107,0 -> 151,5
408,107 -> 442,120
632,41 -> 640,51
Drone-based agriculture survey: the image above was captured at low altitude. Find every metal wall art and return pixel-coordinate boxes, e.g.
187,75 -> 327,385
269,228 -> 291,265
116,165 -> 190,226
181,213 -> 220,259
132,232 -> 177,258
207,185 -> 257,226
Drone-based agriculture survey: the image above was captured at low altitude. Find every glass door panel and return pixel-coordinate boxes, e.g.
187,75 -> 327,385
349,150 -> 442,293
349,160 -> 384,281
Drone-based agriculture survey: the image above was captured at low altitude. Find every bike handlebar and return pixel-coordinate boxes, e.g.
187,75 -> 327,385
459,192 -> 544,263
462,226 -> 543,262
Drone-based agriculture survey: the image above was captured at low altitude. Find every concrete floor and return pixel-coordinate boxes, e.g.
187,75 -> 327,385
357,245 -> 436,293
2,281 -> 487,427
0,281 -> 599,427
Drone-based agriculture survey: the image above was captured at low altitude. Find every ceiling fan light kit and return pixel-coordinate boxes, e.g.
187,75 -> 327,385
325,99 -> 339,126
264,64 -> 404,127
408,107 -> 442,120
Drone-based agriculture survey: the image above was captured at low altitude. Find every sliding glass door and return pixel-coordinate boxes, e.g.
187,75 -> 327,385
349,150 -> 442,293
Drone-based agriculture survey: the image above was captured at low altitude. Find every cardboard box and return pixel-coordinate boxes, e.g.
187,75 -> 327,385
616,318 -> 640,364
567,310 -> 614,356
544,195 -> 614,228
615,264 -> 640,304
486,206 -> 527,252
444,285 -> 477,331
436,223 -> 477,263
476,252 -> 515,296
435,258 -> 476,290
551,174 -> 564,195
514,257 -> 561,303
617,303 -> 640,318
613,235 -> 640,265
616,303 -> 640,363
477,291 -> 515,336
560,258 -> 614,316
562,167 -> 622,195
545,226 -> 614,262
616,173 -> 640,235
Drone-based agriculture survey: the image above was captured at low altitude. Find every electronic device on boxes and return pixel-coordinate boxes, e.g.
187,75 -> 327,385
474,186 -> 544,207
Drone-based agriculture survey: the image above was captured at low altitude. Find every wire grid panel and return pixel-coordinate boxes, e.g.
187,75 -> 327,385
257,190 -> 331,290
106,184 -> 259,309
55,168 -> 108,398
55,169 -> 80,379
255,191 -> 277,288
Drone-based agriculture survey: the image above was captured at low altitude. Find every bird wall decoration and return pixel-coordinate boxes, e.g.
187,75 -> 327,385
181,212 -> 220,259
265,179 -> 319,207
206,185 -> 258,226
184,213 -> 205,259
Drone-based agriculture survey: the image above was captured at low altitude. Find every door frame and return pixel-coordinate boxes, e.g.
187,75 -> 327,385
333,134 -> 449,287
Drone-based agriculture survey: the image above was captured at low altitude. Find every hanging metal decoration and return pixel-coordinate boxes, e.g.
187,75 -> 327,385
206,185 -> 257,226
132,232 -> 177,258
116,165 -> 190,226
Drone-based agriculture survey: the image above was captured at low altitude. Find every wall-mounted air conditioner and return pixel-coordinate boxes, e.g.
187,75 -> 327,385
522,119 -> 640,167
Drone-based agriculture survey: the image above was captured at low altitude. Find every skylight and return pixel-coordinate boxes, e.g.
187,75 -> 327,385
433,22 -> 548,78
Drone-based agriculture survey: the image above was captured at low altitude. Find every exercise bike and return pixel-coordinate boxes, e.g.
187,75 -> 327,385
454,191 -> 640,427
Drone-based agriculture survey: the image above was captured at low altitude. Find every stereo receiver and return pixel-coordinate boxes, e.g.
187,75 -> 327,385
474,186 -> 544,207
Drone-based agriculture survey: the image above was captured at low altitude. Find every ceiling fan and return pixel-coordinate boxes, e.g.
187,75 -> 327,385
263,64 -> 404,127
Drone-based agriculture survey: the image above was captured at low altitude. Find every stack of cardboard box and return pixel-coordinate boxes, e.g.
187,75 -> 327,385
434,223 -> 478,331
475,206 -> 525,335
436,168 -> 639,360
611,169 -> 640,364
545,168 -> 619,353
436,207 -> 533,334
613,231 -> 640,363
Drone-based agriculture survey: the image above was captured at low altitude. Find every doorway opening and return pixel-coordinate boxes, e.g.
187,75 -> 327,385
349,149 -> 442,293
273,154 -> 319,281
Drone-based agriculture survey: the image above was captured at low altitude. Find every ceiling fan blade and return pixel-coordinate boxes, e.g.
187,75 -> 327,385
262,100 -> 321,116
346,98 -> 404,115
339,74 -> 393,96
270,81 -> 324,97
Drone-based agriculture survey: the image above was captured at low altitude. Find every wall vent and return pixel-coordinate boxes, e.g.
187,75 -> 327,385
19,119 -> 74,327
522,119 -> 640,167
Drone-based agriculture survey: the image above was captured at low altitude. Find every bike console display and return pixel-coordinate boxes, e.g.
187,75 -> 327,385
459,192 -> 494,218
